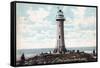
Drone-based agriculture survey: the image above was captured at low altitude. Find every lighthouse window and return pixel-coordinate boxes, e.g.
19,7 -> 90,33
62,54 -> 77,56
59,36 -> 60,39
59,15 -> 63,16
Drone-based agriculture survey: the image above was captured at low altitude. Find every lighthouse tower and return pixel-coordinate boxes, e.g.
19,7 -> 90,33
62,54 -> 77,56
53,9 -> 66,54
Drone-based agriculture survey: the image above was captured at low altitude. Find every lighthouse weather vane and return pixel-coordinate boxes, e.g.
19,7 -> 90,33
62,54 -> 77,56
57,7 -> 63,11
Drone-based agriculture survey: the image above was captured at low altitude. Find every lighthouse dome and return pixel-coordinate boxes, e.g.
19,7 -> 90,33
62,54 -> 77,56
58,10 -> 63,15
56,9 -> 65,21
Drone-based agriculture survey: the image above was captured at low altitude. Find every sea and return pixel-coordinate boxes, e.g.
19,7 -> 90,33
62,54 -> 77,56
16,47 -> 96,60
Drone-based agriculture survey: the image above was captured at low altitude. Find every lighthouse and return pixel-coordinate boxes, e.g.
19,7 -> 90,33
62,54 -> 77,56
53,9 -> 66,54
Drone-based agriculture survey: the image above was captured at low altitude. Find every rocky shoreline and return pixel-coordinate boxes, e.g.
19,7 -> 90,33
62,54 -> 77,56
16,51 -> 97,66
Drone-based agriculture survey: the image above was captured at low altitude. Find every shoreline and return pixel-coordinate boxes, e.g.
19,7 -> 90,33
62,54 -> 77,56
16,51 -> 96,60
16,52 -> 97,66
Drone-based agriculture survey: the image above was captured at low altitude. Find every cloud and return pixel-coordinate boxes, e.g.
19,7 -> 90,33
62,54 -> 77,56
65,38 -> 96,48
17,38 -> 56,49
47,6 -> 52,10
72,7 -> 86,18
16,6 -> 56,49
16,4 -> 96,49
63,7 -> 96,48
65,30 -> 96,39
27,7 -> 50,23
64,6 -> 96,31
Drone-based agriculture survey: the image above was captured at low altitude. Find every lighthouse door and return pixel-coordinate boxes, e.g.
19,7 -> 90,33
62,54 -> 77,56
59,36 -> 60,39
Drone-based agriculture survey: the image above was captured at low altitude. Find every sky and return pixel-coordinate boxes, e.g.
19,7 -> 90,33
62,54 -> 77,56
16,3 -> 96,49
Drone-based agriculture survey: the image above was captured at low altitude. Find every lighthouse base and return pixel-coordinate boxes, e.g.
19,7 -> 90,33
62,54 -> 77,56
53,47 -> 67,54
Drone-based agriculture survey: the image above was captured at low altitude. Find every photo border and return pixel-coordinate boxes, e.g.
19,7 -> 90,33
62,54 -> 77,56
10,1 -> 98,67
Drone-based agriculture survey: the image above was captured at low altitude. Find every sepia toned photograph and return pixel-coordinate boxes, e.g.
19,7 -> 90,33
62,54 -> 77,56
11,1 -> 97,66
